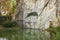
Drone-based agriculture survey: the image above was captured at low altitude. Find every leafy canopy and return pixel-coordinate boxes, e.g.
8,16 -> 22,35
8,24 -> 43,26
0,0 -> 16,15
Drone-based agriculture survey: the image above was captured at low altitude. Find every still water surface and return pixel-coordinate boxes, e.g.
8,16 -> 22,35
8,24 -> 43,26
0,28 -> 55,40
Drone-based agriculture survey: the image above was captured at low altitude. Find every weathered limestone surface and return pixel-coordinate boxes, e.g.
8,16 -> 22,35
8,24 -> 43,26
14,0 -> 59,29
58,0 -> 60,24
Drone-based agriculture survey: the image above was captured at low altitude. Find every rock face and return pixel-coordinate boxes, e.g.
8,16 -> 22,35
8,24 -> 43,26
58,0 -> 60,25
14,0 -> 59,29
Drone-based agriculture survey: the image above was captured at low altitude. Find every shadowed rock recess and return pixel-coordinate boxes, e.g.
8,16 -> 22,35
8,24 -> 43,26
13,0 -> 59,29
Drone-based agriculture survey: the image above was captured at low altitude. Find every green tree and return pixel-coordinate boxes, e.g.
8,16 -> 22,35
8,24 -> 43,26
0,0 -> 16,16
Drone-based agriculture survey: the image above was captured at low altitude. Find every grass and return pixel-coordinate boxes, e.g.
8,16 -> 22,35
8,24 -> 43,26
47,26 -> 60,40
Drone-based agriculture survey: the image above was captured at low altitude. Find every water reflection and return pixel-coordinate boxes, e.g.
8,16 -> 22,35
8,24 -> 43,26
0,38 -> 7,40
0,29 -> 56,40
0,30 -> 22,40
23,28 -> 51,40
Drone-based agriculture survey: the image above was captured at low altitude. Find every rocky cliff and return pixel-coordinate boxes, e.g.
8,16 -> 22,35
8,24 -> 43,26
13,0 -> 59,29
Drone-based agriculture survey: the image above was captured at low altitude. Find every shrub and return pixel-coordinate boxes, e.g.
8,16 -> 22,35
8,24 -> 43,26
3,21 -> 17,28
0,16 -> 12,20
0,16 -> 12,25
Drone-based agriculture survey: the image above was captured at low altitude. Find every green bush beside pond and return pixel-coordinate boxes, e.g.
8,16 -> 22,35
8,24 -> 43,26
0,16 -> 12,25
0,16 -> 18,28
47,26 -> 60,40
3,21 -> 17,28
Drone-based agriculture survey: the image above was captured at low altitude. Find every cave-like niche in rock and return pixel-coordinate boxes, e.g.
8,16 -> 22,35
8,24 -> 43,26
26,12 -> 38,18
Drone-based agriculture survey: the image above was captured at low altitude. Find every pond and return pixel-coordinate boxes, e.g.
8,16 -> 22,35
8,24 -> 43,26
0,28 -> 56,40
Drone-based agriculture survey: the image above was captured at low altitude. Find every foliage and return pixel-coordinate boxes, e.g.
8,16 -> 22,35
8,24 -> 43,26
0,16 -> 12,25
0,15 -> 17,28
0,16 -> 12,20
3,21 -> 17,28
47,26 -> 60,40
0,0 -> 16,16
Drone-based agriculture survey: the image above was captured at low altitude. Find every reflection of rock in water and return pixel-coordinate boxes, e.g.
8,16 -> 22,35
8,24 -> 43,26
22,28 -> 51,40
0,38 -> 7,40
0,29 -> 56,40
